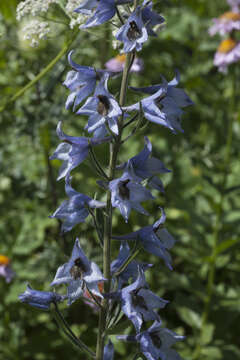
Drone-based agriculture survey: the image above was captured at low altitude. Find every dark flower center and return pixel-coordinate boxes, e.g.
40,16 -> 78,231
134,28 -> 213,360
154,223 -> 164,233
63,139 -> 73,145
118,179 -> 130,200
70,257 -> 88,280
132,290 -> 148,310
97,95 -> 110,116
127,21 -> 142,41
150,331 -> 162,348
155,93 -> 166,109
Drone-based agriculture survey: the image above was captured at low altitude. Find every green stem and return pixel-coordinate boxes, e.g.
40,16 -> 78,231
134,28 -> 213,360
54,304 -> 95,358
95,50 -> 134,360
0,29 -> 78,113
192,72 -> 237,360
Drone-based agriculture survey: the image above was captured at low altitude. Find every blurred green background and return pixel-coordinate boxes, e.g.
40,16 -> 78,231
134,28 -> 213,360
1,0 -> 240,359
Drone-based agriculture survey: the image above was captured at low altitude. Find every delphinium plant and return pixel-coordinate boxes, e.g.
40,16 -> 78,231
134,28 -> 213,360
19,1 -> 193,359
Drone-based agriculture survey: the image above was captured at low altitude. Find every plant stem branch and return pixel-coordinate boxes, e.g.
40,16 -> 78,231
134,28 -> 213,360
0,29 -> 78,112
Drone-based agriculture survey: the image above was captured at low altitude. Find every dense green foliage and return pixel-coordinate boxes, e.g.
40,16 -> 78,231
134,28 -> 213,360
0,0 -> 240,359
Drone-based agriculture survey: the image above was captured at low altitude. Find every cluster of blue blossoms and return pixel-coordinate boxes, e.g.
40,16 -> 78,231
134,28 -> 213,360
19,1 -> 193,359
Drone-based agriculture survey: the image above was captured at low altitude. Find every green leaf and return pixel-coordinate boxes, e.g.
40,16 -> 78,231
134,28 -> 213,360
107,320 -> 131,335
216,238 -> 239,255
177,307 -> 201,328
201,346 -> 222,359
200,323 -> 215,345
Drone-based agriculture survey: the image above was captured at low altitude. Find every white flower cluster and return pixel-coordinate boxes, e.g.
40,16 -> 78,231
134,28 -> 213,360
22,19 -> 50,47
16,0 -> 86,46
16,0 -> 57,21
65,0 -> 87,29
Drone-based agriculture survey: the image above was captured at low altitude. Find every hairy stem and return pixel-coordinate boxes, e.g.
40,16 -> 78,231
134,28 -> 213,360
95,52 -> 133,360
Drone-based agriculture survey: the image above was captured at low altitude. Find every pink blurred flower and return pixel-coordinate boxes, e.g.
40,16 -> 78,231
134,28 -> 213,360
209,11 -> 240,36
213,38 -> 240,72
227,0 -> 240,12
105,54 -> 143,73
0,255 -> 15,283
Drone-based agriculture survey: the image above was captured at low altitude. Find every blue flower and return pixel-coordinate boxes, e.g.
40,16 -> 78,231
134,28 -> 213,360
74,0 -> 98,15
118,137 -> 170,191
63,51 -> 112,111
79,0 -> 116,28
110,268 -> 168,333
77,73 -> 122,136
113,209 -> 176,269
125,72 -> 193,133
109,174 -> 155,222
103,340 -> 114,360
50,176 -> 105,233
111,241 -> 152,288
19,284 -> 65,310
63,51 -> 98,110
50,121 -> 110,181
118,321 -> 184,360
116,7 -> 148,53
142,0 -> 165,36
51,239 -> 105,305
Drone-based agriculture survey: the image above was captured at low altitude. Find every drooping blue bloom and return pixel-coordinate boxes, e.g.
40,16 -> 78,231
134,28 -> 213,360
50,121 -> 110,181
63,51 -> 98,110
109,173 -> 155,222
117,136 -> 170,191
76,0 -> 133,28
113,209 -> 175,269
79,0 -> 116,28
125,72 -> 193,133
63,51 -> 113,110
116,7 -> 148,53
77,73 -> 122,136
74,0 -> 98,15
117,321 -> 184,360
50,176 -> 105,233
103,340 -> 114,360
111,241 -> 152,288
142,0 -> 165,36
19,284 -> 65,310
109,268 -> 168,332
51,238 -> 105,305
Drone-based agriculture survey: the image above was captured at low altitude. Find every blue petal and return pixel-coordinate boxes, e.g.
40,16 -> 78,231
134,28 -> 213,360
19,285 -> 65,310
103,340 -> 114,360
81,0 -> 116,28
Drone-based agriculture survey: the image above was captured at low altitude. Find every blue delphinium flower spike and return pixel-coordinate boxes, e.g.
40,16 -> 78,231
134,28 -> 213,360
79,0 -> 116,28
116,7 -> 148,53
142,0 -> 165,36
19,284 -> 66,310
77,73 -> 122,136
50,176 -> 105,233
109,268 -> 168,333
103,340 -> 114,360
113,209 -> 175,269
109,173 -> 155,222
50,121 -> 110,181
118,137 -> 170,191
111,241 -> 152,288
117,320 -> 184,360
125,71 -> 193,133
51,238 -> 105,305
